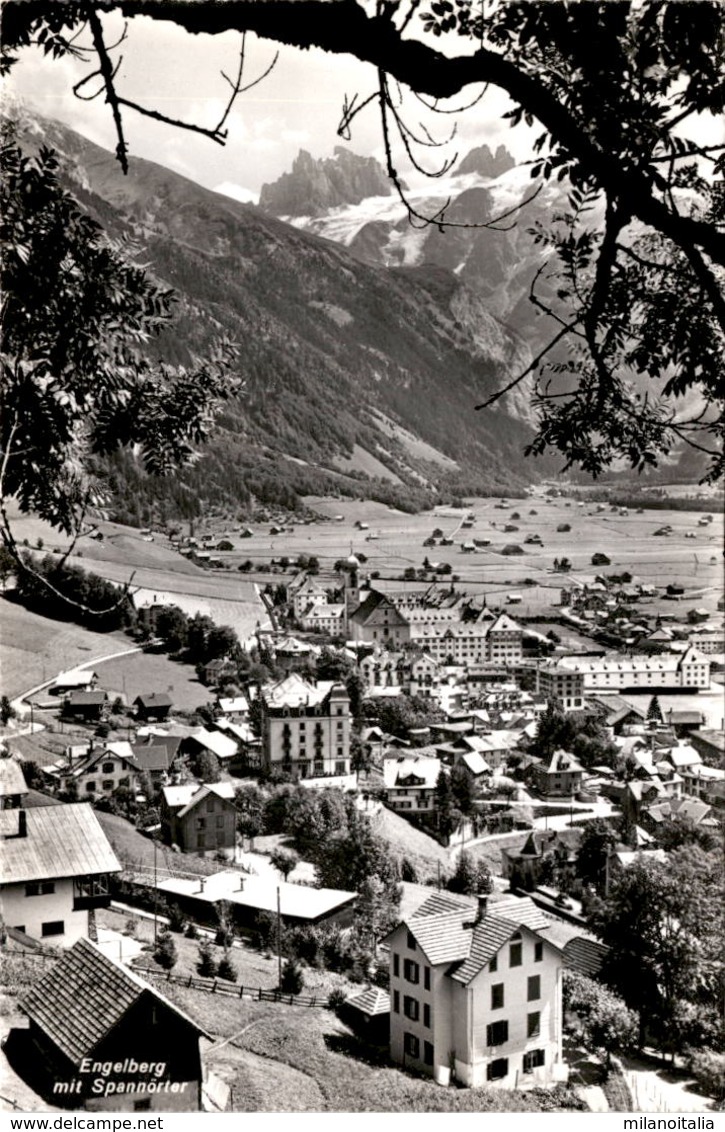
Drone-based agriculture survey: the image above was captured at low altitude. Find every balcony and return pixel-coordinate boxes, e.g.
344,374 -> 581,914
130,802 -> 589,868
73,875 -> 111,911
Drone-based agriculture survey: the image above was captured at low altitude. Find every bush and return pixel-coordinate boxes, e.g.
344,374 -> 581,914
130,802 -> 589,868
327,987 -> 347,1010
185,921 -> 199,939
280,957 -> 304,995
197,937 -> 218,978
685,1049 -> 725,1102
167,903 -> 186,933
217,953 -> 237,982
154,930 -> 177,971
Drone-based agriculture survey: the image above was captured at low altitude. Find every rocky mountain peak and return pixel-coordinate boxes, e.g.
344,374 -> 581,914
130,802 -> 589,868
258,146 -> 394,216
456,144 -> 516,178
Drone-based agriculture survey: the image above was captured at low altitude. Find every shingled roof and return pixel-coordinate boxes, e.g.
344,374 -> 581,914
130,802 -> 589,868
0,804 -> 120,884
449,916 -> 521,984
345,986 -> 391,1016
22,938 -> 211,1066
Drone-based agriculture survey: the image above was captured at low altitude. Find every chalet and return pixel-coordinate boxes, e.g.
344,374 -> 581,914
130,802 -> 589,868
63,690 -> 107,722
20,938 -> 210,1111
383,756 -> 442,814
51,670 -> 98,695
677,763 -> 725,809
640,796 -> 718,838
217,695 -> 250,720
130,734 -> 182,786
160,782 -> 237,855
203,656 -> 238,686
530,750 -> 584,798
46,741 -> 140,798
0,803 -> 121,946
134,692 -> 172,722
386,891 -> 566,1088
0,755 -> 28,809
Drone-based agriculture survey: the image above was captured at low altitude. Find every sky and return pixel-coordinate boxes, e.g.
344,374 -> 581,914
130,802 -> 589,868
3,9 -> 535,203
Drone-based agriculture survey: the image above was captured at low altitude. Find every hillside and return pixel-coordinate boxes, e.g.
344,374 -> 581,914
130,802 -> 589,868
8,110 -> 549,526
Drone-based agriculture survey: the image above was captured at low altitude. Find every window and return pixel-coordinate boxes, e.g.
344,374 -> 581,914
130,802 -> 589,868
523,1049 -> 545,1073
534,941 -> 543,962
102,762 -> 115,774
489,954 -> 498,973
404,1033 -> 420,1058
486,1020 -> 509,1047
404,958 -> 420,984
85,781 -> 96,792
102,780 -> 114,791
403,996 -> 419,1021
527,975 -> 541,1001
491,983 -> 504,1010
509,939 -> 522,968
423,1041 -> 434,1066
216,815 -> 225,827
423,1004 -> 431,1028
41,921 -> 65,937
197,818 -> 206,829
393,953 -> 399,977
207,799 -> 215,812
487,1058 -> 508,1081
393,990 -> 400,1013
527,1012 -> 541,1038
407,931 -> 417,951
423,966 -> 430,991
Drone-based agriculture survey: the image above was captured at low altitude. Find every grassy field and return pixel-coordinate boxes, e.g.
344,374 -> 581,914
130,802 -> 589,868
93,649 -> 211,711
155,983 -> 586,1112
0,596 -> 129,700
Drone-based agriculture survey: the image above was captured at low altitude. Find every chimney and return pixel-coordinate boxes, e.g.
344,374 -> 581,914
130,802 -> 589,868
17,809 -> 27,838
236,875 -> 245,892
197,878 -> 206,894
476,894 -> 488,922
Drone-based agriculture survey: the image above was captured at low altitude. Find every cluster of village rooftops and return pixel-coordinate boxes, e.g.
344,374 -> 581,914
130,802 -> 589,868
1,561 -> 722,1110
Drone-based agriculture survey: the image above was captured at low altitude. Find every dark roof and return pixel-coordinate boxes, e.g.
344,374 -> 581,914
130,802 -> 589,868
67,691 -> 106,707
0,803 -> 121,884
450,916 -> 521,984
562,937 -> 609,978
130,742 -> 175,773
411,891 -> 476,918
21,938 -> 211,1066
350,590 -> 409,627
134,693 -> 173,708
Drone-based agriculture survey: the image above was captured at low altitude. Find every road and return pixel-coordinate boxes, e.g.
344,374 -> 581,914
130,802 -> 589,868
9,645 -> 143,715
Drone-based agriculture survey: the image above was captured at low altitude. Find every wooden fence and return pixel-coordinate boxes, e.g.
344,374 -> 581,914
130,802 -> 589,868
139,965 -> 331,1008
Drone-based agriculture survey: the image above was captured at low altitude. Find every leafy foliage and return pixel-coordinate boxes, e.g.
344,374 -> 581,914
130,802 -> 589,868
0,137 -> 237,556
564,970 -> 639,1068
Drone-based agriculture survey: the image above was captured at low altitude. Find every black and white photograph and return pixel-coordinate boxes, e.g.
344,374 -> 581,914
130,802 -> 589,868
0,0 -> 723,1118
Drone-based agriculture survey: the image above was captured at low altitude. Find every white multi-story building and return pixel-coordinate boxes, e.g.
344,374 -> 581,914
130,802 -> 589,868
535,662 -> 586,710
386,892 -> 565,1089
383,756 -> 442,813
557,646 -> 710,691
259,674 -> 351,779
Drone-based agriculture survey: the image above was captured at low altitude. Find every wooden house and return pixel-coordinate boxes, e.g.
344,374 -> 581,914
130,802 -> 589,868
20,938 -> 211,1111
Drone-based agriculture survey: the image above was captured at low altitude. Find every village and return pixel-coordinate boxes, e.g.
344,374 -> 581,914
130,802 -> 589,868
1,514 -> 723,1115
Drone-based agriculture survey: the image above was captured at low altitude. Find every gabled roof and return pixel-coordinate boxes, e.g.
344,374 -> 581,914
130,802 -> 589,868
130,742 -> 175,773
449,916 -> 522,984
349,590 -> 409,628
134,692 -> 173,709
162,781 -> 235,812
543,748 -> 584,775
22,938 -> 210,1067
405,910 -> 473,965
188,727 -> 238,761
67,691 -> 106,707
383,756 -> 441,790
0,804 -> 120,884
0,757 -> 28,798
261,674 -> 338,710
53,669 -> 96,688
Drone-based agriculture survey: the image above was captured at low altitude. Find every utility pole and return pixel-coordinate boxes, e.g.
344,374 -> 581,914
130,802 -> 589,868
153,836 -> 158,945
276,886 -> 282,988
